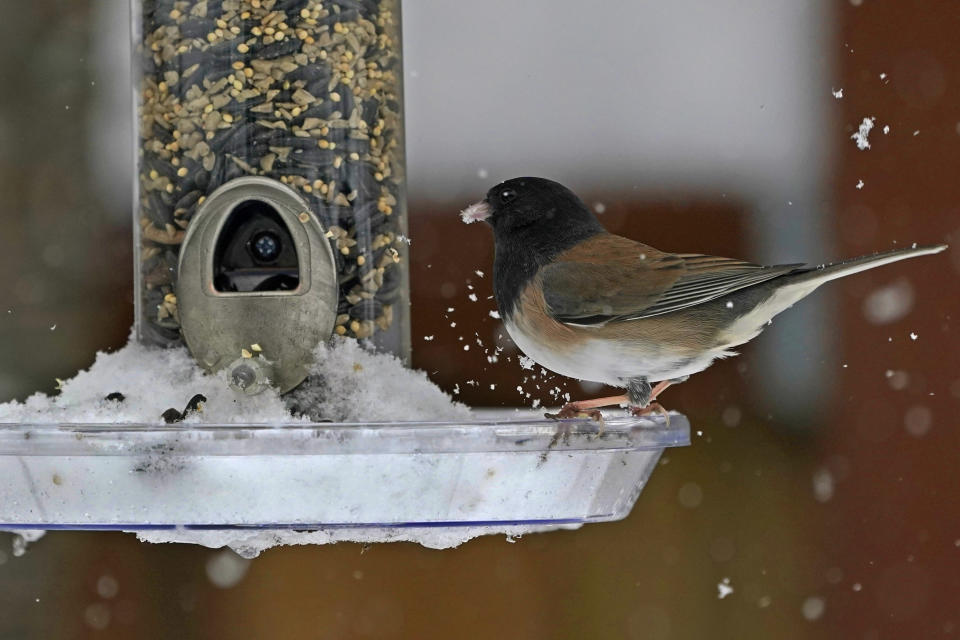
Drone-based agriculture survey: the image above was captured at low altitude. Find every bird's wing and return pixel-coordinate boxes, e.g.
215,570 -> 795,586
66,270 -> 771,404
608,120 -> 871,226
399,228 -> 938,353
538,234 -> 687,323
541,236 -> 804,325
629,254 -> 804,319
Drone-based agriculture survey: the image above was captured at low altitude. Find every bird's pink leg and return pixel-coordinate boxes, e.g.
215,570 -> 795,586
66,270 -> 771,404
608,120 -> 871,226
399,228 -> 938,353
546,380 -> 677,422
545,394 -> 629,422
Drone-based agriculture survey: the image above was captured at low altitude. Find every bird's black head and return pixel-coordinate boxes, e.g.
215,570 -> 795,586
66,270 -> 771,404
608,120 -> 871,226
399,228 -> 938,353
462,177 -> 604,242
461,177 -> 606,319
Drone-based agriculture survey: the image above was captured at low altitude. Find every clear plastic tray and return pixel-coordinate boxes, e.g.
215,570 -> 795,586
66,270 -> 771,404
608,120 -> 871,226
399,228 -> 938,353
0,410 -> 689,530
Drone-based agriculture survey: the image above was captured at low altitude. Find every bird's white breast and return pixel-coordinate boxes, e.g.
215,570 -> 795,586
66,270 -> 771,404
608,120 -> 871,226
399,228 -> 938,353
504,317 -> 723,387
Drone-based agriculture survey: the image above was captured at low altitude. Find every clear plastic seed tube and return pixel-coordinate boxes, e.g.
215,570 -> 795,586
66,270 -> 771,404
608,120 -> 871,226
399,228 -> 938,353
132,0 -> 410,358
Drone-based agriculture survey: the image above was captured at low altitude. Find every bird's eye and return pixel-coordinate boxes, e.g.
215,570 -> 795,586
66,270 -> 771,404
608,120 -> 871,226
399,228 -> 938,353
499,189 -> 517,204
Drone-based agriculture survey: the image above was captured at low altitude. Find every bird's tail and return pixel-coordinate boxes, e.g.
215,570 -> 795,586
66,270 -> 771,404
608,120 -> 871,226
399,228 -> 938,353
709,244 -> 946,348
788,244 -> 948,287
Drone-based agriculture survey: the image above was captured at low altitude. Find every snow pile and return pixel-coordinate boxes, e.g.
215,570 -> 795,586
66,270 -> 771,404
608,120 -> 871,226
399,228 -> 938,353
0,336 -> 292,425
286,338 -> 471,422
0,333 -> 467,424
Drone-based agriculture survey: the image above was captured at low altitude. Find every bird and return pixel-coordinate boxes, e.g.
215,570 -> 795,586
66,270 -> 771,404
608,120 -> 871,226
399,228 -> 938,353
460,177 -> 948,420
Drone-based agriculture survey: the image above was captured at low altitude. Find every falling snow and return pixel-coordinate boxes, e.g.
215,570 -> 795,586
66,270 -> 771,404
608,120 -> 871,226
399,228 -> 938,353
863,278 -> 914,325
904,405 -> 933,437
802,596 -> 826,621
812,467 -> 835,503
717,578 -> 734,599
851,116 -> 876,150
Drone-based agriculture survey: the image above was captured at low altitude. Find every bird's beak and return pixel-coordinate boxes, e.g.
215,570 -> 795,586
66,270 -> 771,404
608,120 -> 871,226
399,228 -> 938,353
460,200 -> 492,224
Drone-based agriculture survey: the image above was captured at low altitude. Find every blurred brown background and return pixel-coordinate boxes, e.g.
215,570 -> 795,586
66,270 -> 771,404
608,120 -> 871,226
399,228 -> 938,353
1,0 -> 959,638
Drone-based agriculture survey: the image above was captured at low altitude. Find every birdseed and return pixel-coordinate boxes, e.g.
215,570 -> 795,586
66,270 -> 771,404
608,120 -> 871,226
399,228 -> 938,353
134,0 -> 407,350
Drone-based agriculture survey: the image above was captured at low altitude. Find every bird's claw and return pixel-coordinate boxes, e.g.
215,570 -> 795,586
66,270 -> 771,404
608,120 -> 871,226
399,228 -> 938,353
630,402 -> 671,426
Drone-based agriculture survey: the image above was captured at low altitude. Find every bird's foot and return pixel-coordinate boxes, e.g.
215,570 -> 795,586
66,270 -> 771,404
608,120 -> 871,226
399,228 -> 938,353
630,402 -> 670,425
544,403 -> 604,422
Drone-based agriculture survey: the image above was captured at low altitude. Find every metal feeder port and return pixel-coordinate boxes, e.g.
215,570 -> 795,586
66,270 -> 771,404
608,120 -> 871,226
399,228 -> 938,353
177,176 -> 338,393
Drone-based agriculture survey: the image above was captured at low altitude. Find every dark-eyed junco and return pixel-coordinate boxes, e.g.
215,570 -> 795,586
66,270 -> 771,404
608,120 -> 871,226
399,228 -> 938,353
461,177 -> 948,420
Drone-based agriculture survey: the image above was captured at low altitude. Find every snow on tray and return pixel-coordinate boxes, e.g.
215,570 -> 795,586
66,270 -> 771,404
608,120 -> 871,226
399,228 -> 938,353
285,338 -> 471,422
0,332 -> 469,425
136,524 -> 580,557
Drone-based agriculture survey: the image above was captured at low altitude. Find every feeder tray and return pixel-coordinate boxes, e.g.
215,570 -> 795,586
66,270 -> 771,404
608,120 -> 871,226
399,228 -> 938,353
0,410 -> 689,539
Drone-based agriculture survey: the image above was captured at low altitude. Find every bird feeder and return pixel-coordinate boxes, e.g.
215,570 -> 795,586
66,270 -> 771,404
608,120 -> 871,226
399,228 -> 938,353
0,0 -> 691,549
